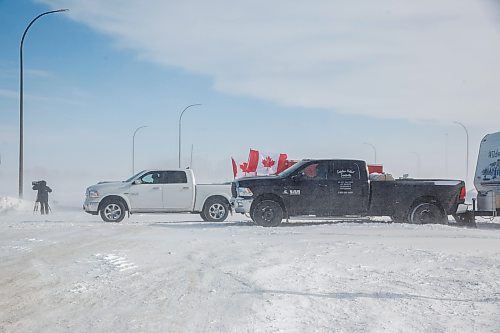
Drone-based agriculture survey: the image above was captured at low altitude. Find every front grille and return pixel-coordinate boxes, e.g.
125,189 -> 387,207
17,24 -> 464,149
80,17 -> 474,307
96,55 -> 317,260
231,182 -> 237,197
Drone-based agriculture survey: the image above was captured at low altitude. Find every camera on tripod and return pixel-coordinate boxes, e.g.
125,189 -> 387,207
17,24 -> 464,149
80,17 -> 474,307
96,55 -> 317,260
31,180 -> 52,215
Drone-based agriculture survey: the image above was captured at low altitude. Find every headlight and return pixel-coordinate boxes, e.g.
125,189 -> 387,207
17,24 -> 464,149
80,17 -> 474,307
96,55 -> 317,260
88,190 -> 99,198
237,187 -> 253,197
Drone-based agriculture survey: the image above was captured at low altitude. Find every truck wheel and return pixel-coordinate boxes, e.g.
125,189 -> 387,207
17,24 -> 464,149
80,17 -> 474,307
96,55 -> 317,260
408,202 -> 446,224
202,197 -> 229,222
100,200 -> 126,223
200,211 -> 209,222
251,200 -> 283,227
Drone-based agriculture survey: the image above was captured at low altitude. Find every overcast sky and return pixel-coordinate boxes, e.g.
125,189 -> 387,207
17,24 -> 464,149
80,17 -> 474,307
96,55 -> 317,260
1,0 -> 499,205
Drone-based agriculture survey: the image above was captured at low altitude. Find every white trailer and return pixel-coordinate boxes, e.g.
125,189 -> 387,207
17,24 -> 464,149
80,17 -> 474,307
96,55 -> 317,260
473,131 -> 500,215
453,131 -> 500,225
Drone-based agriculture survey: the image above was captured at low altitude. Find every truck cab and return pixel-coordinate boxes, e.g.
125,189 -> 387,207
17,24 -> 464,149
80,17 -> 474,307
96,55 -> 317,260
278,159 -> 369,216
126,170 -> 195,211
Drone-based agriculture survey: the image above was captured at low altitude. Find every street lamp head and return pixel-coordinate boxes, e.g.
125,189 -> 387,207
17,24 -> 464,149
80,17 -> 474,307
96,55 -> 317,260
362,142 -> 377,163
48,9 -> 69,14
133,125 -> 148,133
453,121 -> 468,132
53,9 -> 69,13
181,103 -> 202,115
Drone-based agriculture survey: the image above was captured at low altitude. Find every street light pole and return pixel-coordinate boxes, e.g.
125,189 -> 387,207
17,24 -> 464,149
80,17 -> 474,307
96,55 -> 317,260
178,104 -> 201,168
189,144 -> 194,169
132,125 -> 148,175
445,133 -> 449,175
363,142 -> 377,164
411,152 -> 421,178
19,9 -> 68,198
453,121 -> 469,184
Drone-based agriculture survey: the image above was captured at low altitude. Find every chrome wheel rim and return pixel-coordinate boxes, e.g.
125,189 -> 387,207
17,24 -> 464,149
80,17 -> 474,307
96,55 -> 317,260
104,203 -> 122,221
208,203 -> 225,220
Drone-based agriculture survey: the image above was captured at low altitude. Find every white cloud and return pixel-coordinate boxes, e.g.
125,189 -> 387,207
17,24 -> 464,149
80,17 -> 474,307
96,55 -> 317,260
39,0 -> 500,124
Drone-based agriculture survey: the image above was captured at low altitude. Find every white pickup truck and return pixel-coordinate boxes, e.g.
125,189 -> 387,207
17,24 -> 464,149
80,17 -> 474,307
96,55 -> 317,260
83,169 -> 232,223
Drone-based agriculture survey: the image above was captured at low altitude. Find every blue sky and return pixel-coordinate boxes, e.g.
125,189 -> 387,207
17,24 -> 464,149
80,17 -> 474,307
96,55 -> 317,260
1,0 -> 500,205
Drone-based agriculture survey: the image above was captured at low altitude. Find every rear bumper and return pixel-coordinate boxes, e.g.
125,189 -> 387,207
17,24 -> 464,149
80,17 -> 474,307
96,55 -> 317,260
455,203 -> 469,215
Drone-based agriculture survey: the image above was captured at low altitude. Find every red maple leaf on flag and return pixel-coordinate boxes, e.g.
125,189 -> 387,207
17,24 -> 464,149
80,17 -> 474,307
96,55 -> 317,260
262,156 -> 275,168
240,162 -> 249,173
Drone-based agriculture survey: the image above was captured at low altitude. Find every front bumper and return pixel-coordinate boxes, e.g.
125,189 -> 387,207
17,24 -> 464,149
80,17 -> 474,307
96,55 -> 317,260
230,197 -> 253,214
83,199 -> 100,215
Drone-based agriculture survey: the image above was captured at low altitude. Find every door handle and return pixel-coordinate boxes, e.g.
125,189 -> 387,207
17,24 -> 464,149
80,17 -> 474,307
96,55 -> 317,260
182,186 -> 189,190
318,184 -> 328,187
152,187 -> 160,190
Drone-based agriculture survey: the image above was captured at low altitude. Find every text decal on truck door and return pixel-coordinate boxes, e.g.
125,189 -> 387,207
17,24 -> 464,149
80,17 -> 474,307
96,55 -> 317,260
284,189 -> 301,195
337,169 -> 356,194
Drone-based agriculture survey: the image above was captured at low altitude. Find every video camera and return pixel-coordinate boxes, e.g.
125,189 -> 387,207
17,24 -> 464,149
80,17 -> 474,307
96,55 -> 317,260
32,180 -> 45,190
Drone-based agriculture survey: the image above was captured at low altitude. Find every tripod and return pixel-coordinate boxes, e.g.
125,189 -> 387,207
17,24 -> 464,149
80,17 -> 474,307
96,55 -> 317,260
33,201 -> 52,215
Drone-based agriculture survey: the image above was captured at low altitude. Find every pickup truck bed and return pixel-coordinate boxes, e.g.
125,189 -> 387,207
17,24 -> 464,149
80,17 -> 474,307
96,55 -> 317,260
369,179 -> 465,219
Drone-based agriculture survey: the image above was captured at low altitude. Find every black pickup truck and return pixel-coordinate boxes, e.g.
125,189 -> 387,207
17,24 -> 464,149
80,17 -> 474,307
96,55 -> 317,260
231,159 -> 466,227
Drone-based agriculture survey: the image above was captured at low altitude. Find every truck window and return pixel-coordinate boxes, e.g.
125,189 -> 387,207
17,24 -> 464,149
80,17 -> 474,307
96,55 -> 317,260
300,162 -> 329,180
166,171 -> 188,184
140,171 -> 163,184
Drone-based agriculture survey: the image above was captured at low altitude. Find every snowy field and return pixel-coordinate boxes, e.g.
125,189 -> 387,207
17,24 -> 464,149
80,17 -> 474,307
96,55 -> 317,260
0,198 -> 499,332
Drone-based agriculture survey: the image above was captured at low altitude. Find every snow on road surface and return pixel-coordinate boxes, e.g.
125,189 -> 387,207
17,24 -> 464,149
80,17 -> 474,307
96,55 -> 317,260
0,199 -> 499,332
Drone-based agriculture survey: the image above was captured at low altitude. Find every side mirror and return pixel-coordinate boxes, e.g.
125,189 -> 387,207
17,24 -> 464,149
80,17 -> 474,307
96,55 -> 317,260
291,172 -> 304,181
133,179 -> 142,185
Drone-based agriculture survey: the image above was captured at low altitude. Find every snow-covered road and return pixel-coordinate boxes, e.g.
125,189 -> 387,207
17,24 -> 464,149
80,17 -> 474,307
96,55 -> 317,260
1,206 -> 499,332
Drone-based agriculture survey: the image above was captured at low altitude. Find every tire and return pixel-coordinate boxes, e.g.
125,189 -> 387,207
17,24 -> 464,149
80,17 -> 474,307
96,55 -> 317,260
100,200 -> 126,223
251,200 -> 283,227
408,202 -> 447,225
200,211 -> 209,222
202,197 -> 229,222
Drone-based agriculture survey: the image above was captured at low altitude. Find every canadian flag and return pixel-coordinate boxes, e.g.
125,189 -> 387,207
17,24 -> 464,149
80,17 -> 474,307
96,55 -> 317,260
232,149 -> 288,178
255,151 -> 288,176
246,149 -> 260,173
231,157 -> 255,178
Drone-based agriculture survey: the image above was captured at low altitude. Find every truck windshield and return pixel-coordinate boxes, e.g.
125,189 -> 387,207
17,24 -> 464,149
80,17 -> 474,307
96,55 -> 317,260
125,170 -> 145,182
278,161 -> 308,177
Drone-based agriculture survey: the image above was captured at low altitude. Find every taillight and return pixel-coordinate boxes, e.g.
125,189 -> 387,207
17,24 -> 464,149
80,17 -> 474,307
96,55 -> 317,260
459,186 -> 466,201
